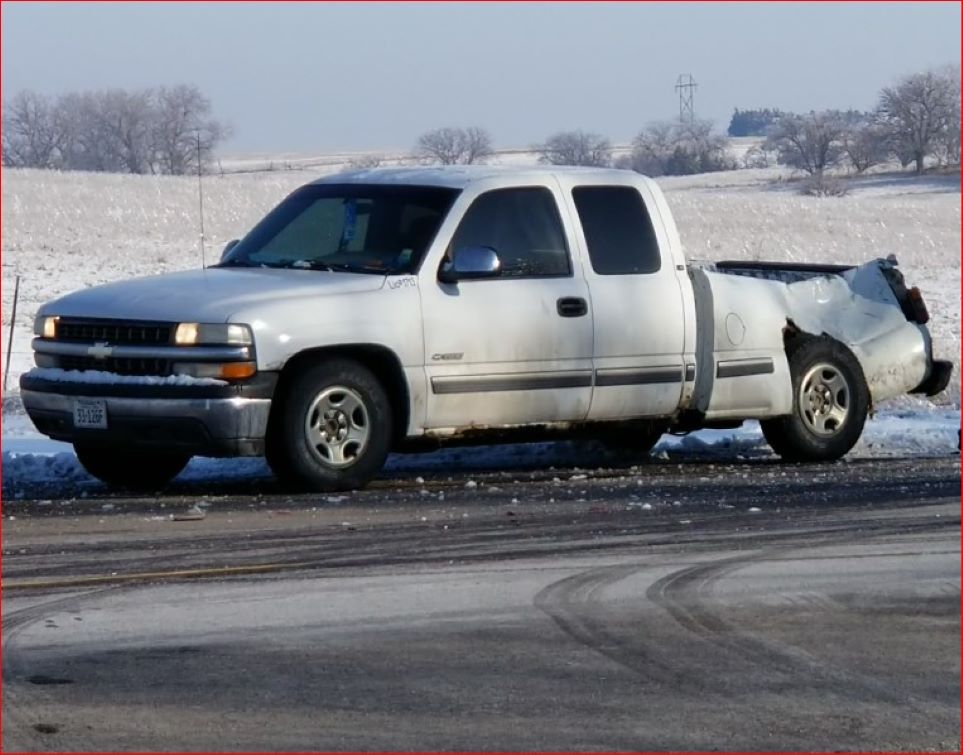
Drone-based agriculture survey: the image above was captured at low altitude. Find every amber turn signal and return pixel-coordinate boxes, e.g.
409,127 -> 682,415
218,362 -> 257,380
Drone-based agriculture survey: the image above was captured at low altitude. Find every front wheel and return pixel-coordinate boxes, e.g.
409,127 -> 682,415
74,444 -> 191,490
761,337 -> 869,462
266,359 -> 392,492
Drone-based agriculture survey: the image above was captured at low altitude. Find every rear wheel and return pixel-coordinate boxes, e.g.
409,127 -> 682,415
761,337 -> 869,461
266,359 -> 392,491
74,444 -> 190,490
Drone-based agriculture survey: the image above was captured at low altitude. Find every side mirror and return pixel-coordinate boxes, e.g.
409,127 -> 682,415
438,246 -> 501,284
221,239 -> 240,262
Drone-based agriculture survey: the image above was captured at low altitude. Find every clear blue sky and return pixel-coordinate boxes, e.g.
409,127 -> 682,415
3,2 -> 960,153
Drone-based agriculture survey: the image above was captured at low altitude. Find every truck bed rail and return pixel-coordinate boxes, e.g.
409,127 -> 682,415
712,260 -> 857,284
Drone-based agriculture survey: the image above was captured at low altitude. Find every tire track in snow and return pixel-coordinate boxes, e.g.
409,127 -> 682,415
535,516 -> 957,707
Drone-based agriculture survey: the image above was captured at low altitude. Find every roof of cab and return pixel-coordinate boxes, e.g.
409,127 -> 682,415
310,164 -> 642,189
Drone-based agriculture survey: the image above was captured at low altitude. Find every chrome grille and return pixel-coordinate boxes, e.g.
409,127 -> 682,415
56,318 -> 173,345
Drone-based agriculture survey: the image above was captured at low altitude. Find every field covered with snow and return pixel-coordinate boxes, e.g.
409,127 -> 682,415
1,153 -> 959,490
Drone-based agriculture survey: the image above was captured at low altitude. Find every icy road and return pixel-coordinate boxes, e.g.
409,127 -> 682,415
2,455 -> 959,751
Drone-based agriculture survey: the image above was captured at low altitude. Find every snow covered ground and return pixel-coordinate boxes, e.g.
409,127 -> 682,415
1,153 -> 958,492
2,397 -> 958,499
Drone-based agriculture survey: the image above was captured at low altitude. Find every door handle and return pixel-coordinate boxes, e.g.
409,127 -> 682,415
557,297 -> 588,318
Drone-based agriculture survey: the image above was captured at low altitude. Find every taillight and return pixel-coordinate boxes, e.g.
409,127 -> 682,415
907,287 -> 929,324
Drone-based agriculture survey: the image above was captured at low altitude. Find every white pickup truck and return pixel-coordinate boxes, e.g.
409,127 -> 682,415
22,166 -> 951,491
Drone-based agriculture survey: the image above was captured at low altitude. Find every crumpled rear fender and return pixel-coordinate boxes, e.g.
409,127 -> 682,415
782,262 -> 929,404
697,260 -> 930,417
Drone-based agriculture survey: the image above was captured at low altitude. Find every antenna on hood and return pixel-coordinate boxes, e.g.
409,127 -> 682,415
196,129 -> 207,268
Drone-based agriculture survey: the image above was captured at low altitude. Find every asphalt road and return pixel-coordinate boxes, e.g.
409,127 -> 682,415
2,455 -> 960,751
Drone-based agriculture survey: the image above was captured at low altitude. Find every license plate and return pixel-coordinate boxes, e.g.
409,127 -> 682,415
73,399 -> 107,429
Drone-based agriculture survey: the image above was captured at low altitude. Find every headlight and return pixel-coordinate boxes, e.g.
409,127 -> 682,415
33,315 -> 59,339
173,323 -> 253,345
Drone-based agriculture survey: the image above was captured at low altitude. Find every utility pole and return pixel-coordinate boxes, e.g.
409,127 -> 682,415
675,73 -> 697,124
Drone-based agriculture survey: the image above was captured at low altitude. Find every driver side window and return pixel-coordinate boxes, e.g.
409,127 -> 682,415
448,187 -> 571,278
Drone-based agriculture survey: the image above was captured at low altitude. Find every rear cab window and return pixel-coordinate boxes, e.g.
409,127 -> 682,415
572,185 -> 661,275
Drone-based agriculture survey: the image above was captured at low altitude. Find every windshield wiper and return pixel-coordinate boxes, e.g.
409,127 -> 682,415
226,259 -> 392,274
318,262 -> 392,275
209,258 -> 254,269
243,259 -> 328,270
282,260 -> 392,275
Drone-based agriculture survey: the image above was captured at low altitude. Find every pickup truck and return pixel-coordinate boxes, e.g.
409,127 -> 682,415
21,166 -> 952,491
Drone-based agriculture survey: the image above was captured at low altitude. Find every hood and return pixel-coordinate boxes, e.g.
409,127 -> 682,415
43,267 -> 387,323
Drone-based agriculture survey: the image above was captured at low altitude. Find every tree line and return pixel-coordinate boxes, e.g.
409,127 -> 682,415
419,66 -> 960,180
727,108 -> 784,137
2,84 -> 230,174
413,67 -> 959,180
412,120 -> 733,177
3,66 -> 958,180
745,66 -> 960,176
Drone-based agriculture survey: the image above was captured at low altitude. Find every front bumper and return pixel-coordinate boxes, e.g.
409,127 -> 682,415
19,372 -> 277,457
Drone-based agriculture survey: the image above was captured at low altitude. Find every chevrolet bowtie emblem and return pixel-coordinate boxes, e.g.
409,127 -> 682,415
87,342 -> 114,360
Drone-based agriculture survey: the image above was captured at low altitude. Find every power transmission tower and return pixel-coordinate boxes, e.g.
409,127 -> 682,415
675,73 -> 697,123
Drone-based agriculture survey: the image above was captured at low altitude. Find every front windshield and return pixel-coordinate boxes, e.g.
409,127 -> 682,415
221,184 -> 460,274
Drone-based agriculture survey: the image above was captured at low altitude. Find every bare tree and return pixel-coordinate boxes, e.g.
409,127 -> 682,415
764,111 -> 846,176
415,126 -> 493,165
152,85 -> 230,175
620,120 -> 731,176
3,84 -> 230,175
57,92 -> 126,172
2,91 -> 64,168
462,127 -> 494,165
94,88 -> 156,174
51,93 -> 87,169
415,127 -> 460,164
878,67 -> 960,174
841,119 -> 889,174
933,65 -> 961,166
535,130 -> 612,167
670,119 -> 732,174
618,122 -> 676,175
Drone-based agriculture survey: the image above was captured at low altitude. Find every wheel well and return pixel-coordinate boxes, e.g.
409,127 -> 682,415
270,345 -> 410,445
782,320 -> 856,360
781,320 -> 871,406
782,319 -> 808,355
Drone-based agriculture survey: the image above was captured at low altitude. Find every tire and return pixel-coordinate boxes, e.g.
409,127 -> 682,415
761,337 -> 869,462
266,359 -> 392,492
600,420 -> 668,458
74,444 -> 190,490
